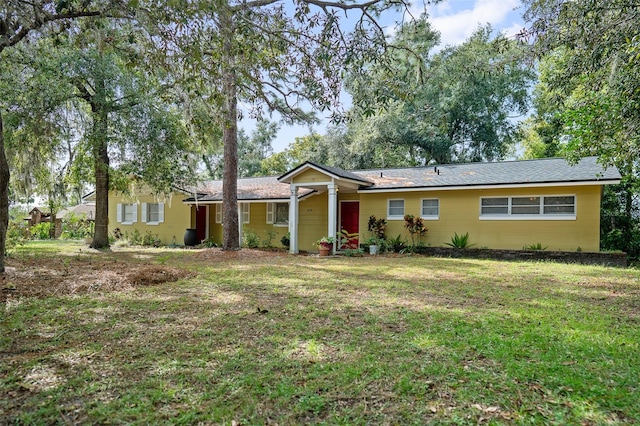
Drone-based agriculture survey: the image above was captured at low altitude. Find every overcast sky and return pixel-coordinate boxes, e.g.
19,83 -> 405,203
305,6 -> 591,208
253,0 -> 527,153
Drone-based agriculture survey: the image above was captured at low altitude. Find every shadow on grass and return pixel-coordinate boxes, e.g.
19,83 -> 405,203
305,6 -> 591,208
2,247 -> 639,424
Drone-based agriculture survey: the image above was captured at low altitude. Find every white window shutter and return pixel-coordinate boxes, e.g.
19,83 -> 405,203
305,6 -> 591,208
141,203 -> 148,223
266,203 -> 274,224
215,204 -> 222,223
242,203 -> 250,224
116,203 -> 122,223
158,203 -> 164,223
132,204 -> 138,223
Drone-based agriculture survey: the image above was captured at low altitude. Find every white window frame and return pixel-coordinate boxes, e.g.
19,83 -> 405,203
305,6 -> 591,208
116,203 -> 137,225
420,198 -> 440,220
141,202 -> 164,225
387,199 -> 405,220
480,195 -> 576,220
267,202 -> 289,227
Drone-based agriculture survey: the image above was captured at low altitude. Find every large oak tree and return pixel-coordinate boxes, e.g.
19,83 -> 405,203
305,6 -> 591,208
0,0 -> 129,271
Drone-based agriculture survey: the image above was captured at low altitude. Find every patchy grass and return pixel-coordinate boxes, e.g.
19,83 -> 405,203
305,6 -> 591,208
1,242 -> 639,424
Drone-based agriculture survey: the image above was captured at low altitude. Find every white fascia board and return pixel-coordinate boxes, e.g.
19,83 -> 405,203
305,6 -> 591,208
278,163 -> 336,182
183,198 -> 291,205
357,179 -> 621,194
279,163 -> 371,186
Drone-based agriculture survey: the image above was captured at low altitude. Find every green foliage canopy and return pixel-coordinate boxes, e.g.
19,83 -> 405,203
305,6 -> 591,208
343,17 -> 534,168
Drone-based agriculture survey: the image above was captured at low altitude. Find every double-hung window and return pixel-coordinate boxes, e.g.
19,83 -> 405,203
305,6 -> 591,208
387,199 -> 405,220
480,195 -> 575,219
421,199 -> 439,219
267,202 -> 289,226
141,203 -> 164,225
116,203 -> 137,224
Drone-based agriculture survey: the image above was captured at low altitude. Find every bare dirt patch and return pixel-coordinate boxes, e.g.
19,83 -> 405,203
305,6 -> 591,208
0,247 -> 292,305
1,253 -> 193,302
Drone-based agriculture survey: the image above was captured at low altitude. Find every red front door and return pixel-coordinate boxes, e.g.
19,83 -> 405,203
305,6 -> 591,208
340,201 -> 359,249
195,206 -> 208,243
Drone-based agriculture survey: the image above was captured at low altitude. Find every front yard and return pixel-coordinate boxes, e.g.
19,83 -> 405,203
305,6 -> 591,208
1,241 -> 639,424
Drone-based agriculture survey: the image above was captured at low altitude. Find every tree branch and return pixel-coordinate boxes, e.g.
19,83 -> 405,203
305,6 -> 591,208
1,10 -> 101,53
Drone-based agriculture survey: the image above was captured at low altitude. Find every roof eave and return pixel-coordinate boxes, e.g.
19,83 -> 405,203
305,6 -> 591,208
183,190 -> 317,204
358,178 -> 622,193
278,161 -> 373,186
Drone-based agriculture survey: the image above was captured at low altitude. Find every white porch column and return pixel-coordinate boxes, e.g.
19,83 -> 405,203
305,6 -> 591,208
327,181 -> 337,251
289,185 -> 299,254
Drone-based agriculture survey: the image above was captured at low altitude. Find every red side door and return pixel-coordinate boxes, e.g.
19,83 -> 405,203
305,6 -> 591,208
195,206 -> 208,243
340,201 -> 359,249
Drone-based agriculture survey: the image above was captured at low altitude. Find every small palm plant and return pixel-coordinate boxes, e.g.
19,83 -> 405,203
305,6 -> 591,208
445,232 -> 475,249
524,242 -> 548,251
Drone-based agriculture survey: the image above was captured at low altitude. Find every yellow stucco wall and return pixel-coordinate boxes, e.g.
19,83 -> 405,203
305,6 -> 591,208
298,194 -> 329,251
205,202 -> 290,249
110,181 -> 604,252
241,203 -> 289,248
208,205 -> 222,244
292,169 -> 332,184
359,185 -> 603,252
339,193 -> 360,201
109,189 -> 191,245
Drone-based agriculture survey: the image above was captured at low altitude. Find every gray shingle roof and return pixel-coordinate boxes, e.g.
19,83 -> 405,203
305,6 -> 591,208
183,157 -> 620,202
57,203 -> 96,220
183,176 -> 313,202
354,156 -> 620,190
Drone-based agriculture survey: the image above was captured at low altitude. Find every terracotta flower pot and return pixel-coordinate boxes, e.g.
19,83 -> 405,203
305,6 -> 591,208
318,244 -> 332,256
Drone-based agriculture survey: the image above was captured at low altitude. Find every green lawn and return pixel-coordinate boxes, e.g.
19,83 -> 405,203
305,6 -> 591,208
2,242 -> 639,424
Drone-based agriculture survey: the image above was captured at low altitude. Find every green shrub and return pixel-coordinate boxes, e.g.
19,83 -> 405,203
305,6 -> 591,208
387,234 -> 407,253
30,222 -> 53,240
263,230 -> 277,248
60,213 -> 92,239
243,230 -> 261,248
6,220 -> 28,254
201,237 -> 218,248
342,248 -> 364,257
126,229 -> 143,246
142,231 -> 161,247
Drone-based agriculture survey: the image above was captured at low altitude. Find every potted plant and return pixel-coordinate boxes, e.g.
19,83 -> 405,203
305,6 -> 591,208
315,236 -> 336,256
365,236 -> 381,255
367,215 -> 387,255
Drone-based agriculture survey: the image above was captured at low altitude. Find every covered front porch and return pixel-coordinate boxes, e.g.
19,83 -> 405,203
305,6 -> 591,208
278,162 -> 373,253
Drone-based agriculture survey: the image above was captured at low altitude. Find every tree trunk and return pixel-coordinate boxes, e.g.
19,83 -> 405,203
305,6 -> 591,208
90,104 -> 110,249
221,7 -> 240,251
0,111 -> 9,272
